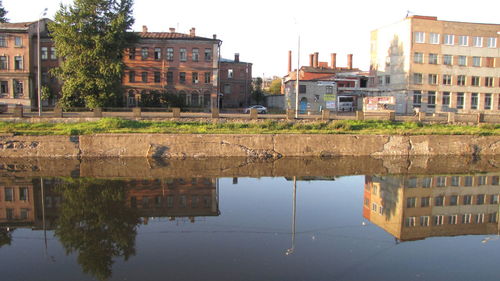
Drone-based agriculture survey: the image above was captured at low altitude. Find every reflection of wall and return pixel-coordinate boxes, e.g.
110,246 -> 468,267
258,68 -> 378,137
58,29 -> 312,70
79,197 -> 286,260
0,178 -> 36,227
364,173 -> 500,242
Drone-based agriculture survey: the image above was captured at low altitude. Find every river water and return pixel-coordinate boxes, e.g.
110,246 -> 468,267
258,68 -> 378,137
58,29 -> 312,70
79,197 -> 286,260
1,156 -> 500,281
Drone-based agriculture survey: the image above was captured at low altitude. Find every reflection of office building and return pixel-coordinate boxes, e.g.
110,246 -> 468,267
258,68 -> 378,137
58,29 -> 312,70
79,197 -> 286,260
126,177 -> 220,223
364,174 -> 500,242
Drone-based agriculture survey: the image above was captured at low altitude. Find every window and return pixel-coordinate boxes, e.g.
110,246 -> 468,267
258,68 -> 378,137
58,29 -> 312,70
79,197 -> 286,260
0,81 -> 8,95
4,188 -> 13,201
14,36 -> 22,47
204,72 -> 211,84
442,74 -> 452,85
141,47 -> 148,60
443,55 -> 452,65
475,213 -> 485,224
448,215 -> 458,225
428,74 -> 438,85
41,47 -> 48,60
19,187 -> 28,201
485,77 -> 494,87
20,208 -> 28,220
423,178 -> 432,187
50,47 -> 56,60
180,48 -> 187,61
414,52 -> 423,63
6,208 -> 13,220
491,195 -> 499,204
141,72 -> 148,83
414,32 -> 425,43
449,195 -> 458,206
228,69 -> 234,79
463,195 -> 472,205
129,71 -> 135,83
154,48 -> 161,60
413,90 -> 422,107
223,84 -> 231,94
405,217 -> 416,227
154,71 -> 161,83
192,48 -> 199,61
326,86 -> 334,94
429,33 -> 440,44
420,216 -> 430,226
442,92 -> 450,108
377,76 -> 383,85
13,80 -> 23,96
457,75 -> 466,86
471,93 -> 478,109
407,177 -> 417,188
458,56 -> 467,66
462,214 -> 472,224
489,213 -> 498,223
485,57 -> 494,68
204,48 -> 212,61
472,56 -> 481,67
179,72 -> 186,83
406,197 -> 417,208
458,35 -> 468,46
433,215 -> 444,226
0,35 -> 6,47
429,53 -> 438,64
487,37 -> 497,48
0,56 -> 7,70
451,176 -> 460,186
471,76 -> 480,86
166,48 -> 174,61
299,85 -> 306,93
435,196 -> 444,206
385,75 -> 390,84
428,91 -> 436,108
444,34 -> 454,45
478,176 -> 487,185
421,197 -> 430,207
192,72 -> 198,84
493,176 -> 500,185
457,93 -> 464,109
473,36 -> 483,47
166,71 -> 173,83
128,48 -> 136,60
477,194 -> 485,205
485,94 -> 492,110
413,73 -> 423,84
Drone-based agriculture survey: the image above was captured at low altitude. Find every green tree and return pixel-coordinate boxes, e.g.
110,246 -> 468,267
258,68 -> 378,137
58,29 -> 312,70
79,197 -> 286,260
140,91 -> 185,108
0,1 -> 8,23
268,78 -> 282,95
251,77 -> 265,104
49,0 -> 135,109
54,178 -> 139,280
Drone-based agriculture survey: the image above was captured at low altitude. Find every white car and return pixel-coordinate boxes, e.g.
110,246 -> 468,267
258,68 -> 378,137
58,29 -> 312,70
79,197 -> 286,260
244,105 -> 267,114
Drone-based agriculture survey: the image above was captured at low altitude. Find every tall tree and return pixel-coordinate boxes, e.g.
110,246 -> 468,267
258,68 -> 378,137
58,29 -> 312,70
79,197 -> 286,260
49,0 -> 135,109
0,1 -> 8,23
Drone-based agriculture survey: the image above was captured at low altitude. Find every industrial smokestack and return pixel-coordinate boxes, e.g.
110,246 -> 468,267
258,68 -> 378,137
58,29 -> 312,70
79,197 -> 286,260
234,53 -> 240,63
309,54 -> 314,67
313,52 -> 319,68
288,50 -> 292,73
331,53 -> 337,69
142,25 -> 148,33
347,54 -> 353,69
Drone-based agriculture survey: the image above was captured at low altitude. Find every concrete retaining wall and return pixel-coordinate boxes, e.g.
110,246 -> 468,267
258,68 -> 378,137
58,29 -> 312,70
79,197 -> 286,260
0,133 -> 499,158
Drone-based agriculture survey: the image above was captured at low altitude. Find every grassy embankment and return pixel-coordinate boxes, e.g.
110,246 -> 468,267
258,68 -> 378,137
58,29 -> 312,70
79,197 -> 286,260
0,117 -> 499,136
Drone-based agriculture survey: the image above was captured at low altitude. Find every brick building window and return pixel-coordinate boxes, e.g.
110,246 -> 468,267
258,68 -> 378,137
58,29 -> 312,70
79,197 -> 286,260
128,48 -> 136,60
129,71 -> 135,83
457,75 -> 466,86
154,48 -> 161,60
141,72 -> 148,83
458,56 -> 466,66
444,34 -> 454,45
192,72 -> 198,84
180,48 -> 187,62
228,69 -> 233,79
485,57 -> 494,68
14,80 -> 23,96
471,76 -> 480,86
14,36 -> 22,47
413,73 -> 423,84
458,35 -> 468,46
154,72 -> 161,83
485,94 -> 492,110
204,72 -> 211,84
428,91 -> 436,108
41,47 -> 48,60
429,33 -> 439,44
204,48 -> 212,61
485,77 -> 494,87
14,56 -> 23,70
473,37 -> 483,47
179,72 -> 186,83
443,55 -> 452,65
50,47 -> 57,60
442,74 -> 452,85
192,48 -> 199,62
0,81 -> 7,96
414,52 -> 423,63
442,92 -> 450,108
428,74 -> 437,85
299,85 -> 306,94
166,48 -> 174,61
487,37 -> 497,48
141,47 -> 148,60
413,90 -> 421,107
0,55 -> 7,70
0,35 -> 6,47
223,84 -> 231,94
166,71 -> 173,83
456,92 -> 464,109
429,54 -> 438,64
472,56 -> 481,67
471,93 -> 478,109
414,32 -> 425,43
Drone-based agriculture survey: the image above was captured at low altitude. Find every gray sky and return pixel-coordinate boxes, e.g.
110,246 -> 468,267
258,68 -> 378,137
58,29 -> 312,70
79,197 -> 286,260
4,0 -> 500,78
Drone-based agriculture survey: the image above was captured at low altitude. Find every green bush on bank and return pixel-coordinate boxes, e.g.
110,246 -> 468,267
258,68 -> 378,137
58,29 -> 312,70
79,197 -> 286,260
0,117 -> 499,136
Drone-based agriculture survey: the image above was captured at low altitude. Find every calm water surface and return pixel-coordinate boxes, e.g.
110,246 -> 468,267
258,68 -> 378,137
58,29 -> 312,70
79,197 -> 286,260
1,157 -> 500,281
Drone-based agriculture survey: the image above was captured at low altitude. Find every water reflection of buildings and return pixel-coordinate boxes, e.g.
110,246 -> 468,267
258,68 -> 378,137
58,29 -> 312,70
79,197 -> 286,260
0,178 -> 36,228
364,174 -> 500,242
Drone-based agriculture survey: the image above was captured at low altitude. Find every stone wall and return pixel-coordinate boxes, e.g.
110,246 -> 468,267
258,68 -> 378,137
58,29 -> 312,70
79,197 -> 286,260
0,133 -> 499,158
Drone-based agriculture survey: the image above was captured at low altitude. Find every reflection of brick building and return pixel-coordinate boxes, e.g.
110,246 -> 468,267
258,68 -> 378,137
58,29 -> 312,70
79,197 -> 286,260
219,53 -> 252,108
0,178 -> 36,227
364,174 -> 500,242
122,26 -> 221,109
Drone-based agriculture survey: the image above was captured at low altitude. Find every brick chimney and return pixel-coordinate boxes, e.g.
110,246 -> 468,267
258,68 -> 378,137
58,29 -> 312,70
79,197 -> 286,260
347,54 -> 353,69
189,27 -> 196,36
213,34 -> 217,39
309,54 -> 314,67
288,50 -> 292,73
313,52 -> 319,68
142,25 -> 148,33
169,27 -> 175,33
235,53 -> 240,63
331,53 -> 337,69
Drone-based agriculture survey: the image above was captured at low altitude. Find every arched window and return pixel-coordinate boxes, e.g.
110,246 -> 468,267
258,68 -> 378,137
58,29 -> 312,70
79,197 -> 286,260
191,91 -> 199,107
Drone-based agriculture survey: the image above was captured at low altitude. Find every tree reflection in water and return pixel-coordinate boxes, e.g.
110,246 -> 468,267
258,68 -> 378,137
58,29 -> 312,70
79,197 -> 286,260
54,179 -> 140,281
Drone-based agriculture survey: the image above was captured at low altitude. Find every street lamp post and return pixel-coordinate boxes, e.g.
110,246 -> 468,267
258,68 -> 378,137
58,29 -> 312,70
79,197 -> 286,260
37,8 -> 47,117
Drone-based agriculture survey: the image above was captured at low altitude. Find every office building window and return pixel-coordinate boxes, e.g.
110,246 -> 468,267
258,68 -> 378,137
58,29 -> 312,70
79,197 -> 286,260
154,48 -> 161,60
429,53 -> 438,64
471,76 -> 480,86
473,36 -> 483,47
141,72 -> 148,83
128,48 -> 136,60
141,47 -> 148,60
485,77 -> 494,87
429,32 -> 440,44
428,91 -> 436,108
413,90 -> 422,107
179,72 -> 186,83
50,47 -> 57,60
442,74 -> 452,85
414,52 -> 423,63
457,93 -> 464,109
41,47 -> 48,60
0,55 -> 7,70
129,71 -> 135,83
204,48 -> 212,61
192,48 -> 199,61
204,72 -> 211,84
485,94 -> 492,110
444,34 -> 454,45
472,56 -> 481,67
458,56 -> 467,66
487,37 -> 497,48
458,35 -> 468,46
443,55 -> 452,65
442,92 -> 450,108
166,48 -> 174,61
180,48 -> 187,61
154,71 -> 161,83
471,93 -> 478,110
413,73 -> 423,84
428,74 -> 438,85
414,32 -> 425,43
192,72 -> 198,84
457,75 -> 466,86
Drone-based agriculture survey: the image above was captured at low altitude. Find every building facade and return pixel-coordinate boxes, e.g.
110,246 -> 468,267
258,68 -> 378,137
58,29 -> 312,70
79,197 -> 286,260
122,26 -> 221,109
219,53 -> 252,108
370,16 -> 500,114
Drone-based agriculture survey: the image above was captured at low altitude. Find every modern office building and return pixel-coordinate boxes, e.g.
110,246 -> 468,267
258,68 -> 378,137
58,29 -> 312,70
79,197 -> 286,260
370,16 -> 500,114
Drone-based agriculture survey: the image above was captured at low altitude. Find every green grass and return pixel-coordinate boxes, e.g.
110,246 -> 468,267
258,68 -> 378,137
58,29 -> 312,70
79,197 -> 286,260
0,117 -> 499,136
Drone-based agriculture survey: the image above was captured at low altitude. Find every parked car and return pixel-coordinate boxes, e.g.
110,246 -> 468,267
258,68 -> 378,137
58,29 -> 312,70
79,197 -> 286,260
244,105 -> 267,114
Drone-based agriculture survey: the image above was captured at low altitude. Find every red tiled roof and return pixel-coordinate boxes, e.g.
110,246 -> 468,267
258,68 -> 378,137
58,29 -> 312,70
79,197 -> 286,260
138,32 -> 217,41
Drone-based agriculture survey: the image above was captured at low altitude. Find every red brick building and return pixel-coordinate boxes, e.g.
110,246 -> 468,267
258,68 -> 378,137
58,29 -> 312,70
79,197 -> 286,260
122,26 -> 221,109
219,53 -> 252,108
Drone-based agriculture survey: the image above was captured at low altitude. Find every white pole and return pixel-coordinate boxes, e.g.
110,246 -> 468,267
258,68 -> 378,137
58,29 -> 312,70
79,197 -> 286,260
295,36 -> 300,119
37,19 -> 41,116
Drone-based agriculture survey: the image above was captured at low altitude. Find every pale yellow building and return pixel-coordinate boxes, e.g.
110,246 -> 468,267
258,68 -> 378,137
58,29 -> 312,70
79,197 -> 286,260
370,16 -> 500,114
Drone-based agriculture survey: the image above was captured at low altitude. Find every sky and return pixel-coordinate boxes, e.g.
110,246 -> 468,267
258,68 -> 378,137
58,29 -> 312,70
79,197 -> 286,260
4,0 -> 500,78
